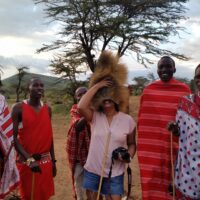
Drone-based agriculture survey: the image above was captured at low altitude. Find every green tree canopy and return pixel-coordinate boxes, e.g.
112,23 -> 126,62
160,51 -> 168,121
132,76 -> 150,95
35,0 -> 189,74
15,66 -> 29,102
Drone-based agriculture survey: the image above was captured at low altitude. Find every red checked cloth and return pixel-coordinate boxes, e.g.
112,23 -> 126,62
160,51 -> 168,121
66,104 -> 90,196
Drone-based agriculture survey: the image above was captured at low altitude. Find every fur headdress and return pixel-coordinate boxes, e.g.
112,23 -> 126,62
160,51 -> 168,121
89,51 -> 129,113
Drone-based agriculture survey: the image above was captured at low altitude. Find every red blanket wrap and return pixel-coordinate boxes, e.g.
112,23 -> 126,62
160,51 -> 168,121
17,102 -> 54,200
137,79 -> 191,200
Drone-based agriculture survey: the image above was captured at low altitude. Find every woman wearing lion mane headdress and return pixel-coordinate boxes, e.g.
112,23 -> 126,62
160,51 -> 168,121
78,51 -> 136,200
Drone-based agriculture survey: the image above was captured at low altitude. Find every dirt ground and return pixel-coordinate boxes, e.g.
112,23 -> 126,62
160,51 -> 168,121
49,96 -> 141,200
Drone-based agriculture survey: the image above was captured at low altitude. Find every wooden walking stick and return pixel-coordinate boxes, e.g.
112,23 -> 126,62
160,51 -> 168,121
170,130 -> 175,200
31,172 -> 35,200
96,132 -> 111,200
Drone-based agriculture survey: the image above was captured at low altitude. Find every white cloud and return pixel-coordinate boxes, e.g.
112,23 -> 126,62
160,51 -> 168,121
0,0 -> 200,81
0,55 -> 53,79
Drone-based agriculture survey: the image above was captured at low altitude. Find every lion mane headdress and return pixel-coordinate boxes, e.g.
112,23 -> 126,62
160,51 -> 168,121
89,51 -> 129,113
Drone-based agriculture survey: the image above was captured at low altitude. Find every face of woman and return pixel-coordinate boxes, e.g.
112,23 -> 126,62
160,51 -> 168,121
194,67 -> 200,92
102,99 -> 115,111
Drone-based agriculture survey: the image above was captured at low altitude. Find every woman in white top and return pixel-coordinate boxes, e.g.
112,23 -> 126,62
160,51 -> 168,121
78,79 -> 136,200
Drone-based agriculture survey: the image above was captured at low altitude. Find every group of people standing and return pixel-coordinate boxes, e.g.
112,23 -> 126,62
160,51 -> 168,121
0,52 -> 200,200
67,54 -> 200,200
138,58 -> 200,200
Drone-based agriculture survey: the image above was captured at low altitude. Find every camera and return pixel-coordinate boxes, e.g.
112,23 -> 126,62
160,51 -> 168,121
112,147 -> 130,162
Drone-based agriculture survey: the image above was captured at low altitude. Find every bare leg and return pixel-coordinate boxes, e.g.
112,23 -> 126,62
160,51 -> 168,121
86,190 -> 104,200
74,163 -> 86,200
86,190 -> 97,200
105,195 -> 121,200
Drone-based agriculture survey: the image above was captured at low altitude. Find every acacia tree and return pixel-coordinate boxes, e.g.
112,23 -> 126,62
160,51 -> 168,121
51,55 -> 88,102
35,0 -> 189,74
15,66 -> 29,102
132,76 -> 150,95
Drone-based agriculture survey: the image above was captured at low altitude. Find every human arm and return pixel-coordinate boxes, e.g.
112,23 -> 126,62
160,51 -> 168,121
47,105 -> 57,177
117,128 -> 136,163
127,127 -> 136,159
11,103 -> 41,173
78,79 -> 113,122
50,141 -> 57,177
70,104 -> 88,133
75,117 -> 87,133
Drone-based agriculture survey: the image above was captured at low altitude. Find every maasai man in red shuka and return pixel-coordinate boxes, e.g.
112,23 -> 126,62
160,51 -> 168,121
137,56 -> 191,200
66,87 -> 90,200
11,78 -> 57,200
0,94 -> 19,199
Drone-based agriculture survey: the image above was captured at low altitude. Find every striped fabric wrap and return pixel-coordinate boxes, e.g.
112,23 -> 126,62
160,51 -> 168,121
137,79 -> 191,200
0,94 -> 19,198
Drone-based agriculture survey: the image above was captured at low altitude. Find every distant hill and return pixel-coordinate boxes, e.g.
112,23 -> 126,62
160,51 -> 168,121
2,73 -> 68,90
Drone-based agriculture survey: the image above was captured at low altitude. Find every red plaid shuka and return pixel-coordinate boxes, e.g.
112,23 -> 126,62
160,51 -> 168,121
66,104 -> 90,195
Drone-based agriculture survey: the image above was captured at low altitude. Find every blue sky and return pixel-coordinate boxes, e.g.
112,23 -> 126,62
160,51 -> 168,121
0,0 -> 200,83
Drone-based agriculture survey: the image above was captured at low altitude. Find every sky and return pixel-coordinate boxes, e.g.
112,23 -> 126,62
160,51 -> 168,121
0,0 -> 200,83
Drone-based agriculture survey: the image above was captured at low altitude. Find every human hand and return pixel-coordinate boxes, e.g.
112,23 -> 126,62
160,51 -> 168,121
96,78 -> 113,89
29,161 -> 42,173
118,152 -> 131,163
32,153 -> 41,161
167,121 -> 180,136
52,161 -> 57,177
